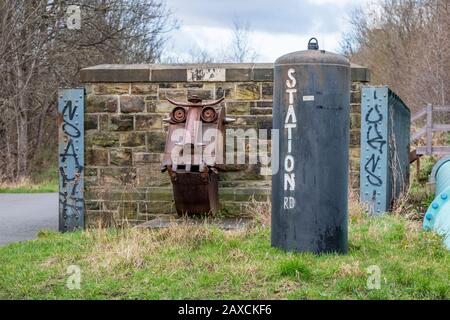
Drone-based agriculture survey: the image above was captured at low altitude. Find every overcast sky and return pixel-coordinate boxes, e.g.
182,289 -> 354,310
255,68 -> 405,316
162,0 -> 371,62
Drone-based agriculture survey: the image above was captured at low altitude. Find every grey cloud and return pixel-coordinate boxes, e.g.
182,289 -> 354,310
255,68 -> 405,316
165,0 -> 355,34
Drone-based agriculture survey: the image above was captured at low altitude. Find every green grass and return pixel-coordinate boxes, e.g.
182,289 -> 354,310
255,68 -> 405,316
0,180 -> 58,194
0,166 -> 58,194
0,214 -> 448,300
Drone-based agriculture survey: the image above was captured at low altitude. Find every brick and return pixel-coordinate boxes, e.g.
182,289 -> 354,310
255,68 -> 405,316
350,147 -> 361,159
85,200 -> 102,211
351,90 -> 361,104
110,115 -> 133,131
86,131 -> 119,147
152,69 -> 186,82
138,201 -> 174,214
120,96 -> 145,113
219,202 -> 243,216
233,83 -> 260,100
351,82 -> 362,91
350,113 -> 361,130
137,167 -> 171,187
226,69 -> 252,81
219,188 -> 236,201
99,114 -> 109,131
220,165 -> 264,181
226,102 -> 251,115
256,101 -> 272,108
257,116 -> 273,130
251,107 -> 272,115
261,83 -> 273,100
84,168 -> 98,177
100,167 -> 137,186
254,68 -> 273,81
117,202 -> 138,219
187,89 -> 213,100
159,83 -> 177,89
80,66 -> 150,83
146,188 -> 174,201
146,100 -> 157,113
216,83 -> 235,99
158,89 -> 187,101
350,130 -> 361,146
180,83 -> 203,88
119,132 -> 145,147
85,175 -> 99,186
231,116 -> 258,126
85,114 -> 98,131
147,132 -> 166,153
351,67 -> 371,82
136,115 -> 163,131
154,101 -> 174,113
131,83 -> 158,95
110,148 -> 132,166
109,189 -> 147,201
86,148 -> 109,166
134,152 -> 162,164
350,103 -> 361,114
92,83 -> 129,95
86,96 -> 118,113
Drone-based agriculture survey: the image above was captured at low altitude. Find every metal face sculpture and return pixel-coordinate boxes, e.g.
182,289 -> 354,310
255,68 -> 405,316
161,95 -> 229,215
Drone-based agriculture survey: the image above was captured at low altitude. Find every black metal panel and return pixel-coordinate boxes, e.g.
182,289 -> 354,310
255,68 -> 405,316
271,45 -> 350,254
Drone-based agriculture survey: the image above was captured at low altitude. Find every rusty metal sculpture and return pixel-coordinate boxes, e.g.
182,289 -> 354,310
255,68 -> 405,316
161,95 -> 231,215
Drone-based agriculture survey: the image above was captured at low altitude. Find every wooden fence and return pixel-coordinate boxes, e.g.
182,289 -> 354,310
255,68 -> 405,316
411,103 -> 450,156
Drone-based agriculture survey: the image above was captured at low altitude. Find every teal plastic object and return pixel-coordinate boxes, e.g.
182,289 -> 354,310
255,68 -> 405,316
423,156 -> 450,249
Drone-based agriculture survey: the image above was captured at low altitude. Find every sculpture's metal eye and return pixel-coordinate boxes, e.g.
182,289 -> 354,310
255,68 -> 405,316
171,107 -> 187,123
201,107 -> 217,123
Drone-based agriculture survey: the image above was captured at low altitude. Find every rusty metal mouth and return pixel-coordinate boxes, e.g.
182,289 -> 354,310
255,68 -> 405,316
187,95 -> 203,104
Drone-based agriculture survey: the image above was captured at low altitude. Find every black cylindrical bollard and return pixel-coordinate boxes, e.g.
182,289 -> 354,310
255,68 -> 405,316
271,38 -> 350,254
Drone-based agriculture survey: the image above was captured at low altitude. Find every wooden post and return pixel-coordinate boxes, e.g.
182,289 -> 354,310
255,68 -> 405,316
426,103 -> 433,155
416,156 -> 421,180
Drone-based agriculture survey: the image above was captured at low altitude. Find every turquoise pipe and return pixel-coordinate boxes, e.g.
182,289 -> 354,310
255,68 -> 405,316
423,156 -> 450,249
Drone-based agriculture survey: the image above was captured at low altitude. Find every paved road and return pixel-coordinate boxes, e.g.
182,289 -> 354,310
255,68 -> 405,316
0,193 -> 58,247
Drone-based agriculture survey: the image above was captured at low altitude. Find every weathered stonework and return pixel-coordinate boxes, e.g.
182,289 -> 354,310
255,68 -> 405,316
81,63 -> 369,226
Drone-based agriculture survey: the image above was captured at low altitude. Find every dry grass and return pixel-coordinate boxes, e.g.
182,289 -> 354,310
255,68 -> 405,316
0,176 -> 57,193
0,177 -> 31,189
82,219 -> 249,273
242,196 -> 271,227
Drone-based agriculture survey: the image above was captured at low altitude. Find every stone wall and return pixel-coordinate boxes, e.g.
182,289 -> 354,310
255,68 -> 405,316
80,63 -> 370,226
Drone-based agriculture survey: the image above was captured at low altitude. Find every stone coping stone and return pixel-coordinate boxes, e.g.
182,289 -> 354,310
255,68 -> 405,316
136,215 -> 253,230
81,63 -> 370,83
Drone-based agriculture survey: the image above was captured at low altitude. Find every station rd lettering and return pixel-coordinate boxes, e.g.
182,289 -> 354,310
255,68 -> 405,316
283,68 -> 297,210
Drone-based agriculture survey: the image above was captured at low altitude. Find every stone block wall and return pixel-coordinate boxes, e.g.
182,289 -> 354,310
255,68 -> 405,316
80,63 -> 370,226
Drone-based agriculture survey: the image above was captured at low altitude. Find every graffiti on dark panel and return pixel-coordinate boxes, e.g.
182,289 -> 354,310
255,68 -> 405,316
364,98 -> 386,187
58,89 -> 84,232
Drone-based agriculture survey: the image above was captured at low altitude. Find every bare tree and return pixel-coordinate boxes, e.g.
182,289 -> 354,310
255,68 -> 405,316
341,0 -> 449,112
227,16 -> 258,63
0,0 -> 177,182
